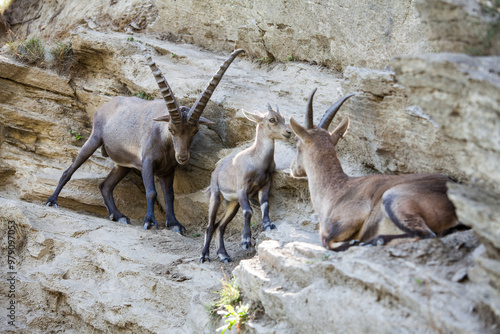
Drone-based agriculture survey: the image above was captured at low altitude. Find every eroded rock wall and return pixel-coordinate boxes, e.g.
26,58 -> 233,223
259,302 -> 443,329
3,0 -> 431,71
0,0 -> 499,333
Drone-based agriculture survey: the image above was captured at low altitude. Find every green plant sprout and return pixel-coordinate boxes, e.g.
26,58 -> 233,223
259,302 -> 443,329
217,304 -> 249,334
135,90 -> 153,100
283,54 -> 296,62
70,130 -> 82,140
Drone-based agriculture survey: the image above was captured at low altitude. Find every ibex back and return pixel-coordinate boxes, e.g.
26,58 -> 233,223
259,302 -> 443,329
46,46 -> 245,231
289,89 -> 459,251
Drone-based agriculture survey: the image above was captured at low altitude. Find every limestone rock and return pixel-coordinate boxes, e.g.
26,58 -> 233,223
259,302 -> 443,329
337,66 -> 460,178
391,53 -> 500,193
0,197 -> 233,334
4,0 -> 431,71
235,231 -> 496,334
415,0 -> 500,55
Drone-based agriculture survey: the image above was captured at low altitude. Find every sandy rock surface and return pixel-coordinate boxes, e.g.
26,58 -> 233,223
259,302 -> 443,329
1,0 -> 499,333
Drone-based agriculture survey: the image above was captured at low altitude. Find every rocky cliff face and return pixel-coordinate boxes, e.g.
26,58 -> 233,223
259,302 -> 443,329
1,0 -> 499,333
2,0 -> 430,71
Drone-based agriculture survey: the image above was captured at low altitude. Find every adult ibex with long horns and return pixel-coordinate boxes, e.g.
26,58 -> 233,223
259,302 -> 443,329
289,88 -> 459,251
46,46 -> 245,232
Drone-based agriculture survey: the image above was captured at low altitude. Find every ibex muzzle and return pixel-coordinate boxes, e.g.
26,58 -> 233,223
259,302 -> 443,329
46,46 -> 245,231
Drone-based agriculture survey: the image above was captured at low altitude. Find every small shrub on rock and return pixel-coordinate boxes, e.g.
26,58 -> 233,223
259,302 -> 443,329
50,41 -> 75,74
9,37 -> 46,66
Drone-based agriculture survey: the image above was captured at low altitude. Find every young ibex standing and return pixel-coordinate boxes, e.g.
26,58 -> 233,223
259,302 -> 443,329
289,88 -> 459,251
200,104 -> 291,262
46,46 -> 245,232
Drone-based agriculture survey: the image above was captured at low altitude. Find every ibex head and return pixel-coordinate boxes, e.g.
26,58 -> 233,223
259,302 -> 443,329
242,103 -> 291,140
140,44 -> 245,164
290,88 -> 354,177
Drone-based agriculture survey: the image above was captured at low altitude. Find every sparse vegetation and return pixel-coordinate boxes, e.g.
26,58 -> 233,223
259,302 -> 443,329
135,90 -> 153,100
50,41 -> 75,74
283,54 -> 296,62
256,55 -> 275,64
126,36 -> 142,43
70,130 -> 82,141
207,274 -> 250,333
467,0 -> 500,55
217,304 -> 249,334
9,37 -> 46,66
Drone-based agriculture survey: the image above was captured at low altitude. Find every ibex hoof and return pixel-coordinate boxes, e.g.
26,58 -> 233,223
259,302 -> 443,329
264,223 -> 277,231
46,201 -> 58,209
118,217 -> 130,225
168,224 -> 186,236
200,254 -> 210,263
241,239 -> 251,250
218,255 -> 232,263
143,221 -> 158,230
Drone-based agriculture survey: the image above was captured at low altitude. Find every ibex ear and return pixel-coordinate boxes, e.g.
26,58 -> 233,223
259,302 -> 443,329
198,116 -> 215,125
330,117 -> 350,146
290,118 -> 312,142
153,115 -> 171,122
242,109 -> 263,123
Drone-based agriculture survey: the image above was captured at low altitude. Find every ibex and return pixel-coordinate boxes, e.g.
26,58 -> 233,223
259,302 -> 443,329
200,104 -> 291,262
46,46 -> 245,231
289,88 -> 459,251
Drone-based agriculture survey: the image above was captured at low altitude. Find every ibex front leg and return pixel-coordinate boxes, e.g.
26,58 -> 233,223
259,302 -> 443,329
258,181 -> 277,231
141,159 -> 159,230
158,172 -> 186,235
239,189 -> 253,250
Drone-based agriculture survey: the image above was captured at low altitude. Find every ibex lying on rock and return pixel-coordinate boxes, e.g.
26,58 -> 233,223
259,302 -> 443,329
289,88 -> 459,251
46,46 -> 245,231
200,104 -> 291,262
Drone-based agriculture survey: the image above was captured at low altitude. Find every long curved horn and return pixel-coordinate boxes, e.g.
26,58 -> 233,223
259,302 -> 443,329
188,49 -> 245,125
139,43 -> 182,124
305,88 -> 317,129
318,93 -> 355,129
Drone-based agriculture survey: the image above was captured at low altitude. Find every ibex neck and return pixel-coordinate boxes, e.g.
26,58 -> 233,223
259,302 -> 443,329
306,145 -> 348,206
250,126 -> 275,163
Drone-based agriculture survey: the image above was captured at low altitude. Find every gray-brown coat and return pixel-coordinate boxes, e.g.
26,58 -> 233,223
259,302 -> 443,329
46,47 -> 245,232
289,89 -> 459,251
201,105 -> 291,262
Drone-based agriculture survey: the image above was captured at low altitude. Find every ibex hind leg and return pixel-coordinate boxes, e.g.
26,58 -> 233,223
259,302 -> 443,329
99,165 -> 131,224
216,201 -> 240,263
200,192 -> 222,263
46,135 -> 103,207
382,193 -> 437,239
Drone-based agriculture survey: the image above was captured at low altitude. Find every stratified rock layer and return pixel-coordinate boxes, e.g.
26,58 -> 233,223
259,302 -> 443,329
3,0 -> 430,71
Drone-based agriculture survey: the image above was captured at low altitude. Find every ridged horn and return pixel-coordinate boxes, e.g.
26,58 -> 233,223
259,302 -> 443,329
188,49 -> 245,125
318,93 -> 355,129
139,43 -> 182,124
305,88 -> 317,129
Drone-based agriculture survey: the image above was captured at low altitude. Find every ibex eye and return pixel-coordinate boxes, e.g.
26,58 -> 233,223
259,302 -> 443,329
269,118 -> 276,123
169,128 -> 175,134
